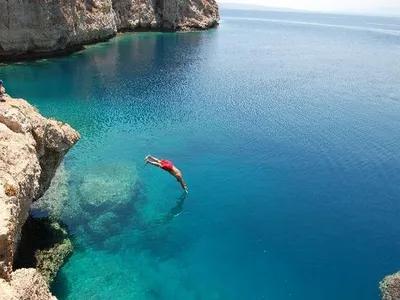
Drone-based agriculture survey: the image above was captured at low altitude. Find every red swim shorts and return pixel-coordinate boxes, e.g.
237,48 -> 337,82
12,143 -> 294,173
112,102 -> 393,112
160,159 -> 174,172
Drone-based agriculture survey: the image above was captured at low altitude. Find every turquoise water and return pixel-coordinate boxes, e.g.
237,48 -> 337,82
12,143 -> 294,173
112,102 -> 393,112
2,9 -> 400,300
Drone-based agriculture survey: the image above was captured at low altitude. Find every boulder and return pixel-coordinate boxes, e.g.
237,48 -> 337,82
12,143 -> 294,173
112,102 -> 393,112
380,271 -> 400,300
78,163 -> 139,212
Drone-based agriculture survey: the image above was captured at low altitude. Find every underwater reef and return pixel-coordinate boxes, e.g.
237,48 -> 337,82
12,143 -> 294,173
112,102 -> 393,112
380,271 -> 400,300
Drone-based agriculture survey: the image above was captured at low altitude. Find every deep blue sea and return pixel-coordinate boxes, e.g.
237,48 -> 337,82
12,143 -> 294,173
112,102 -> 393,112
1,8 -> 400,300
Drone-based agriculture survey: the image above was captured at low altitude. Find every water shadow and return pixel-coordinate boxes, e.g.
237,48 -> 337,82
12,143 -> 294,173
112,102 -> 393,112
151,192 -> 187,226
114,192 -> 191,260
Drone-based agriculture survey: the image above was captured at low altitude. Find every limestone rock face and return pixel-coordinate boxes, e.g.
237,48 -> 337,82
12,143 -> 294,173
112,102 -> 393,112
380,271 -> 400,300
0,0 -> 219,59
0,96 -> 79,282
112,0 -> 159,30
0,0 -> 117,58
161,0 -> 220,30
0,268 -> 56,300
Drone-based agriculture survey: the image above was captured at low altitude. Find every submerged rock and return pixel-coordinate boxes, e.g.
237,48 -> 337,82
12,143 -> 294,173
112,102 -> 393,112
14,217 -> 73,285
33,161 -> 141,249
31,164 -> 70,220
77,162 -> 139,212
87,212 -> 120,238
380,271 -> 400,300
35,223 -> 73,285
76,163 -> 141,247
34,161 -> 140,220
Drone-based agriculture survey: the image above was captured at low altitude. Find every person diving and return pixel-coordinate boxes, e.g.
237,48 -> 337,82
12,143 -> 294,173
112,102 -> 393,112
144,155 -> 188,193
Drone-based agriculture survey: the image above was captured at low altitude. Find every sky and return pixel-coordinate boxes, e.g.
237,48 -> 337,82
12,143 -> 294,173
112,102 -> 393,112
217,0 -> 400,13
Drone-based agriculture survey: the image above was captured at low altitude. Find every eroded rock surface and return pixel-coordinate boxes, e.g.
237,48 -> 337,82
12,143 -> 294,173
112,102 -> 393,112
0,0 -> 219,60
0,95 -> 79,299
0,268 -> 56,300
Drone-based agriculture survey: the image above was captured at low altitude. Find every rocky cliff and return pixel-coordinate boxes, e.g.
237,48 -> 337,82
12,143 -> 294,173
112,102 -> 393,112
0,94 -> 79,298
0,0 -> 219,60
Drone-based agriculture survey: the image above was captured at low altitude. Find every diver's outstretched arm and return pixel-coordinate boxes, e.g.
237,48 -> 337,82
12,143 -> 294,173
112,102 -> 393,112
146,160 -> 161,167
178,177 -> 188,193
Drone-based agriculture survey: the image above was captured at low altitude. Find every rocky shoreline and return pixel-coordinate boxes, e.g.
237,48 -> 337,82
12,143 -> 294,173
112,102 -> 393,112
0,0 -> 219,62
0,94 -> 79,299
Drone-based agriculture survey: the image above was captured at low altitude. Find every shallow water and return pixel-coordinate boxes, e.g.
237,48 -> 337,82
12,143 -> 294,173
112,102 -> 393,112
2,9 -> 400,300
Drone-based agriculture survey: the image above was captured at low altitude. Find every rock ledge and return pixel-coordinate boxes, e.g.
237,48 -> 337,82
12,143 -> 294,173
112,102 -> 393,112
0,95 -> 79,299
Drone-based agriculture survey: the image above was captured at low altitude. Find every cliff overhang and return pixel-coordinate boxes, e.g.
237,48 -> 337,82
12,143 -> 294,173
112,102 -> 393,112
0,94 -> 80,298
